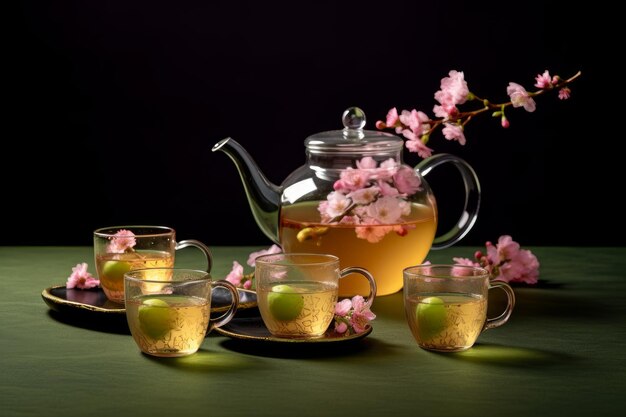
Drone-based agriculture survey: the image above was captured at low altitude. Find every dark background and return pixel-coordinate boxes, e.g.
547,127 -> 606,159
5,0 -> 618,247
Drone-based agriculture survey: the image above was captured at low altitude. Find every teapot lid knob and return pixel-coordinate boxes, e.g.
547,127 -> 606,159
342,107 -> 366,129
342,107 -> 366,140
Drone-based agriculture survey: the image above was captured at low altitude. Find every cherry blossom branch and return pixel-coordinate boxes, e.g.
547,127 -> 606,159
376,69 -> 582,158
451,235 -> 539,284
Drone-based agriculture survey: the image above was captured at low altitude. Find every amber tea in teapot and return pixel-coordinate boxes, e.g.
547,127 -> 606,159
213,107 -> 480,297
280,201 -> 436,296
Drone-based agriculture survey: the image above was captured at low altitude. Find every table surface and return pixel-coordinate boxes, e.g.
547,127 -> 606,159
1,246 -> 625,417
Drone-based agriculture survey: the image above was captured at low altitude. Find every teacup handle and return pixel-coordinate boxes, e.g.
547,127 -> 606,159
483,281 -> 516,331
209,280 -> 240,330
339,267 -> 377,308
416,153 -> 481,249
175,239 -> 214,272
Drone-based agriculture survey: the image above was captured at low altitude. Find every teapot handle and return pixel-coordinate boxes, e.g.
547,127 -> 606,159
415,153 -> 481,249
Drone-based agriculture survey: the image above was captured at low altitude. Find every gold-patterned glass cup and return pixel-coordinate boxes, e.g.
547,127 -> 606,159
255,253 -> 376,339
124,268 -> 239,357
403,264 -> 515,352
94,226 -> 212,304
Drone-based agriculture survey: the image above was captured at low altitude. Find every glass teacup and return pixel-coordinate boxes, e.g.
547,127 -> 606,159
255,253 -> 376,339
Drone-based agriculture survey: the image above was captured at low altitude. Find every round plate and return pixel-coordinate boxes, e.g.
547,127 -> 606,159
41,285 -> 258,316
214,315 -> 372,343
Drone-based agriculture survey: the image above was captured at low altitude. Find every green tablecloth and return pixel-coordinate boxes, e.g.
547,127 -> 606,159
1,246 -> 625,417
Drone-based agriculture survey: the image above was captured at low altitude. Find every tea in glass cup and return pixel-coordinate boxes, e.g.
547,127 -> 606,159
93,226 -> 212,304
255,253 -> 376,339
403,264 -> 515,352
124,268 -> 239,357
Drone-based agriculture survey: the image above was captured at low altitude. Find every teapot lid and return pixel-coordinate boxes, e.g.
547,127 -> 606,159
304,107 -> 404,154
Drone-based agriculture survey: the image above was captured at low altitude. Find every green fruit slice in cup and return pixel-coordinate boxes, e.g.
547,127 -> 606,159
102,260 -> 132,283
416,296 -> 446,340
268,285 -> 304,321
138,298 -> 177,339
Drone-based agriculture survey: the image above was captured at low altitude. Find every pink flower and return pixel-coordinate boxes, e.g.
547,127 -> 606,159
375,158 -> 398,181
352,205 -> 368,218
247,244 -> 282,267
107,229 -> 136,253
433,102 -> 458,119
317,200 -> 330,222
453,257 -> 480,267
377,179 -> 400,197
366,196 -> 403,224
394,223 -> 414,236
66,263 -> 100,290
400,128 -> 418,142
466,235 -> 540,284
225,261 -> 244,286
511,249 -> 540,284
335,321 -> 349,334
338,168 -> 371,191
356,156 -> 378,170
507,82 -> 536,112
558,87 -> 571,100
226,245 -> 285,289
332,180 -> 348,192
435,70 -> 470,106
323,191 -> 352,219
418,261 -> 433,276
349,295 -> 376,333
487,235 -> 520,264
399,109 -> 430,137
385,107 -> 399,127
392,166 -> 421,195
442,123 -> 466,145
348,186 -> 380,205
355,224 -> 392,243
333,295 -> 375,334
491,238 -> 539,284
405,138 -> 433,158
534,70 -> 554,89
335,298 -> 352,316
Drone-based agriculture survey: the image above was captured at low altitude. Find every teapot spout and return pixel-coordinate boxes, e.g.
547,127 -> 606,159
212,138 -> 281,244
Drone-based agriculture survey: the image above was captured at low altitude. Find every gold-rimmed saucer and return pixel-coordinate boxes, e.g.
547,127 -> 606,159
214,315 -> 372,344
41,285 -> 258,316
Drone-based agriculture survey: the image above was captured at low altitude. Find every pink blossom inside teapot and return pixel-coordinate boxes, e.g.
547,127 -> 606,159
213,107 -> 480,297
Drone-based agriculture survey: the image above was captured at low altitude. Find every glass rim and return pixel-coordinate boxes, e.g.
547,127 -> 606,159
94,225 -> 175,238
403,264 -> 490,279
255,252 -> 340,267
123,267 -> 211,284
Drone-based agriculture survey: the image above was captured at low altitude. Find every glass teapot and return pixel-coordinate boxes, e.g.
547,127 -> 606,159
212,107 -> 480,297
